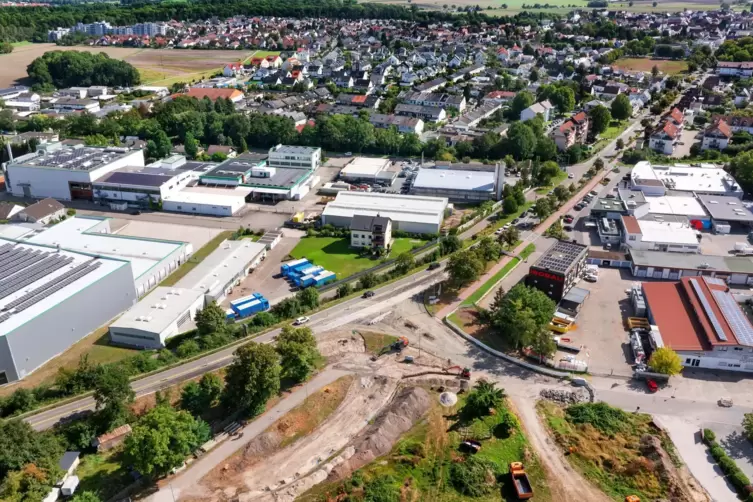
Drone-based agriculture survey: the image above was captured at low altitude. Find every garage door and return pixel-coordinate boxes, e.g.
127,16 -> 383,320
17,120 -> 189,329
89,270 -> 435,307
731,274 -> 747,285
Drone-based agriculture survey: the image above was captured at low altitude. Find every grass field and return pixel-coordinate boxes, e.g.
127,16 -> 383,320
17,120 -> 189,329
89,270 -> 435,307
76,449 -> 133,501
359,331 -> 399,354
289,236 -> 424,279
0,44 -> 276,88
613,57 -> 688,75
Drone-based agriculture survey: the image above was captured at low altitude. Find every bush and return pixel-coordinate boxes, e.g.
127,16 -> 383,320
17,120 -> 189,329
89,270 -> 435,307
565,402 -> 629,435
449,455 -> 498,497
710,445 -> 726,462
703,428 -> 716,443
719,455 -> 737,475
731,470 -> 751,492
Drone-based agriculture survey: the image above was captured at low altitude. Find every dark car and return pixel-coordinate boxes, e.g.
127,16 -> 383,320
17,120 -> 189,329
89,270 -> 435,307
362,291 -> 375,298
428,262 -> 441,270
130,210 -> 142,215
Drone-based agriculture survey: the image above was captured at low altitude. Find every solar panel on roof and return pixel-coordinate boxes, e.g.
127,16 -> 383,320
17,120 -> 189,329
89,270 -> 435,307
690,278 -> 728,342
98,172 -> 172,188
3,261 -> 95,311
705,277 -> 726,286
713,290 -> 753,346
0,312 -> 11,324
12,262 -> 101,314
0,255 -> 73,301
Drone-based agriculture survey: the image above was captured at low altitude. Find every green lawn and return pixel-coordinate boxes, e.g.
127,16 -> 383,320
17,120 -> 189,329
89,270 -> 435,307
462,258 -> 521,307
289,237 -> 424,279
11,41 -> 33,48
160,230 -> 234,287
534,170 -> 568,195
76,450 -> 133,501
592,120 -> 629,153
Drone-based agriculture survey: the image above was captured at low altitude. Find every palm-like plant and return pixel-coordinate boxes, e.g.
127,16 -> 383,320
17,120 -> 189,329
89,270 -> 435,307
464,380 -> 505,418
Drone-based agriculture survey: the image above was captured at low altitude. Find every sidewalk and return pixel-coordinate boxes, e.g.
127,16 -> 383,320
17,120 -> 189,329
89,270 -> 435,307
436,167 -> 614,319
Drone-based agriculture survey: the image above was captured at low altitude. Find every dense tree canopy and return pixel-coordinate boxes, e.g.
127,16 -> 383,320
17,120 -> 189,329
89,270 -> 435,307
485,284 -> 556,349
27,51 -> 141,89
223,343 -> 281,415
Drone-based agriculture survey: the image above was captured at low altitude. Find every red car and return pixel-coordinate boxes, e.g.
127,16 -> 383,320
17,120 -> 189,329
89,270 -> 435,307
646,380 -> 658,393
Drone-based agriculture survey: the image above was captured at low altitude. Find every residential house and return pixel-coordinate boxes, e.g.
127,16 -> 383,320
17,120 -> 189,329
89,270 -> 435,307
222,62 -> 244,77
649,122 -> 680,155
12,198 -> 65,225
394,103 -> 446,122
369,114 -> 424,134
553,111 -> 589,151
482,90 -> 516,106
716,61 -> 753,78
206,145 -> 237,158
702,119 -> 732,151
0,202 -> 24,221
520,100 -> 554,122
350,214 -> 393,251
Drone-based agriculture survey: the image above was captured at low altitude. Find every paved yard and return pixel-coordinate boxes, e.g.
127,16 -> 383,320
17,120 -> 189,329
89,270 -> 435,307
565,267 -> 636,377
700,230 -> 750,256
672,129 -> 701,159
705,421 -> 753,482
113,219 -> 223,251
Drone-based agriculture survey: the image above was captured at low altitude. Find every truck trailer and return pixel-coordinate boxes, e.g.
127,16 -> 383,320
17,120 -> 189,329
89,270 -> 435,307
281,259 -> 309,276
509,462 -> 534,500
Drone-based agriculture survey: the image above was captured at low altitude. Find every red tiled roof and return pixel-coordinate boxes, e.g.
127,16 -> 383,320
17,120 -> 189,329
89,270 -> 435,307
175,88 -> 243,102
707,119 -> 732,138
669,107 -> 683,124
559,121 -> 575,133
642,281 -> 708,351
621,215 -> 641,234
352,95 -> 367,104
572,111 -> 587,124
654,121 -> 679,139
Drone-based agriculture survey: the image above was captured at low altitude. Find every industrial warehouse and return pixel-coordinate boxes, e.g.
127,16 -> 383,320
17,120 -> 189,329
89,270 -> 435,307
0,240 -> 136,383
109,238 -> 267,348
320,191 -> 449,235
410,163 -> 506,202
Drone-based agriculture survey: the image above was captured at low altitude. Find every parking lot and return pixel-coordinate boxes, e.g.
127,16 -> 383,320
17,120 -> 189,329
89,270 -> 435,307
563,267 -> 637,377
671,129 -> 700,159
700,230 -> 752,256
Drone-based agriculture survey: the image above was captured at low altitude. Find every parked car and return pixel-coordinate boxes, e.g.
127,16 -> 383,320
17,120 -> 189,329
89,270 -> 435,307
293,316 -> 310,326
605,194 -> 616,199
568,173 -> 575,179
362,291 -> 375,298
428,262 -> 441,270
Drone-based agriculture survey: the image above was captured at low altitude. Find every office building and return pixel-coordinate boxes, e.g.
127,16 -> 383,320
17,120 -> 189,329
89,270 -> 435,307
526,240 -> 588,301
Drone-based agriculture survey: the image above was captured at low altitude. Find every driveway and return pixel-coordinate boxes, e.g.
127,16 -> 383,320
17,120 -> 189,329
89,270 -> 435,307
654,415 -> 738,502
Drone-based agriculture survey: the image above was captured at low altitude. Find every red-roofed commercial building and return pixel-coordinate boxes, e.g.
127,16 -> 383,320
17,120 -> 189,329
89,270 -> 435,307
643,276 -> 753,372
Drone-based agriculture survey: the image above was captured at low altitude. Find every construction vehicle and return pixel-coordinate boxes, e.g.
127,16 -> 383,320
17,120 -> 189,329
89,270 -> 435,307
391,336 -> 409,352
509,462 -> 534,500
625,496 -> 640,502
447,365 -> 471,379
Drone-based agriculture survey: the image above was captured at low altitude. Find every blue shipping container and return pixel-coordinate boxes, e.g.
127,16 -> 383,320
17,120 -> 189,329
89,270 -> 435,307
281,258 -> 309,275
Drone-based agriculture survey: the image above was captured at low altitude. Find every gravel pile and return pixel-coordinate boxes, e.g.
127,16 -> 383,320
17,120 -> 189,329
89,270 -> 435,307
539,388 -> 589,405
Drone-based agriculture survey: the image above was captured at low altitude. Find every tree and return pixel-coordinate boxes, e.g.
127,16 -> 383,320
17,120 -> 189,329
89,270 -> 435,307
222,343 -> 281,415
476,236 -> 501,261
93,365 -> 134,430
506,122 -> 537,161
0,465 -> 58,502
744,413 -> 753,441
510,91 -> 535,119
538,161 -> 561,186
0,42 -> 13,55
146,129 -> 171,160
276,326 -> 321,383
616,138 -> 625,149
651,65 -> 660,77
447,250 -> 483,289
440,235 -> 462,255
183,132 -> 199,159
486,284 -> 556,349
500,226 -> 520,248
395,251 -> 415,274
71,492 -> 102,502
652,1 -> 657,6
551,87 -> 575,114
463,380 -> 505,417
730,151 -> 753,194
295,286 -> 319,311
337,283 -> 352,298
124,405 -> 210,478
180,373 -> 223,416
589,105 -> 612,135
534,136 -> 557,162
0,420 -> 63,481
27,50 -> 140,89
611,94 -> 633,121
534,198 -> 552,219
195,301 -> 227,335
594,157 -> 605,171
647,347 -> 683,376
530,329 -> 557,362
502,197 -> 518,214
553,185 -> 569,203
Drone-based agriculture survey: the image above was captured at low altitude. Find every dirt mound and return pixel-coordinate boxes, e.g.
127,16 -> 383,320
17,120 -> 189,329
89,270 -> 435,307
639,434 -> 710,502
317,331 -> 365,358
328,386 -> 431,481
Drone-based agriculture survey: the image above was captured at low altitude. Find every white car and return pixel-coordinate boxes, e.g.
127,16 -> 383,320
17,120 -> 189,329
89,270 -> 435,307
293,316 -> 310,326
568,173 -> 575,179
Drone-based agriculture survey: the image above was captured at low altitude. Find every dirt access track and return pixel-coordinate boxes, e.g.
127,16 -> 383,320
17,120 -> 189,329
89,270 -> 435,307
0,43 -> 258,87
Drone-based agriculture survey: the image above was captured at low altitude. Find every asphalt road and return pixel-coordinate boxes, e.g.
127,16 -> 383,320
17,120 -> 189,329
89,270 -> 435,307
25,267 -> 446,431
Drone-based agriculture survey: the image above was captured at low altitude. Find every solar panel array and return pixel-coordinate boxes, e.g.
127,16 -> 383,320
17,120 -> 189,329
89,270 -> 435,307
713,290 -> 753,346
534,241 -> 587,274
705,277 -> 727,287
690,278 -> 728,342
0,246 -> 103,325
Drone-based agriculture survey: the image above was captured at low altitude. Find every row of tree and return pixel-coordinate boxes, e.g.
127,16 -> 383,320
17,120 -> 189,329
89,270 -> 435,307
27,50 -> 141,90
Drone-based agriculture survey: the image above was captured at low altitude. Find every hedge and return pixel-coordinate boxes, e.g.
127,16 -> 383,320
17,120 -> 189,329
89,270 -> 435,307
703,428 -> 716,443
704,437 -> 753,497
